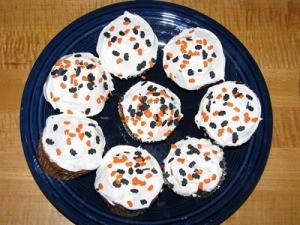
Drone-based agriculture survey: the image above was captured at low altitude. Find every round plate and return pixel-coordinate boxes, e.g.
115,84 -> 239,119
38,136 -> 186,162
20,1 -> 273,224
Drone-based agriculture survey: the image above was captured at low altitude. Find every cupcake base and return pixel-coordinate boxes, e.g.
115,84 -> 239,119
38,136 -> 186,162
38,140 -> 89,180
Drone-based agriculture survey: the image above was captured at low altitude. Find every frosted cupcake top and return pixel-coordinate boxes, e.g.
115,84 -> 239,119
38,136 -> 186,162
94,145 -> 163,210
43,52 -> 114,117
163,28 -> 225,90
195,81 -> 261,146
41,114 -> 106,172
120,81 -> 183,142
96,11 -> 158,79
163,137 -> 225,196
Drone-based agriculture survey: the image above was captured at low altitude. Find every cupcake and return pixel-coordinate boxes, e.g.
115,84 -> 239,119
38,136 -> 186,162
43,52 -> 114,117
163,137 -> 225,198
38,114 -> 106,180
119,81 -> 183,143
195,81 -> 262,146
163,28 -> 225,90
96,11 -> 158,79
94,145 -> 163,217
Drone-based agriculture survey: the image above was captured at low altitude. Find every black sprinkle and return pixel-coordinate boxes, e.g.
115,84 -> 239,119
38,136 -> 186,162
135,151 -> 142,156
136,169 -> 143,174
237,126 -> 245,131
187,69 -> 194,76
63,75 -> 67,82
120,179 -> 129,185
140,199 -> 147,205
192,173 -> 200,179
87,82 -> 94,91
151,168 -> 158,174
205,156 -> 211,161
85,131 -> 92,138
88,148 -> 96,154
221,120 -> 228,127
133,42 -> 140,50
78,83 -> 83,89
168,157 -> 174,163
160,97 -> 165,104
218,111 -> 226,116
163,172 -> 170,178
88,123 -> 96,127
130,189 -> 139,193
183,54 -> 191,59
74,67 -> 81,76
87,73 -> 95,82
111,36 -> 117,43
195,44 -> 202,50
181,178 -> 188,186
179,168 -> 186,176
136,61 -> 146,71
175,148 -> 181,156
207,91 -> 214,100
246,102 -> 254,111
223,94 -> 230,101
104,32 -> 111,38
187,144 -> 200,155
134,163 -> 141,168
132,27 -> 138,35
145,39 -> 152,47
232,132 -> 239,143
130,109 -> 136,117
169,103 -> 174,110
103,82 -> 109,90
206,101 -> 211,112
46,138 -> 54,145
198,69 -> 203,73
160,104 -> 167,111
74,53 -> 82,57
112,50 -> 120,56
128,168 -> 134,175
209,122 -> 217,129
172,56 -> 179,63
174,109 -> 180,118
212,52 -> 217,58
85,108 -> 91,115
219,161 -> 225,169
70,149 -> 77,156
232,87 -> 238,94
173,119 -> 179,126
124,53 -> 129,61
246,94 -> 253,100
235,93 -> 243,98
86,64 -> 94,69
140,31 -> 145,38
150,121 -> 156,128
119,31 -> 125,36
189,161 -> 196,168
124,17 -> 131,22
209,71 -> 215,78
202,50 -> 208,60
113,181 -> 121,188
96,136 -> 100,144
53,124 -> 58,132
141,81 -> 147,86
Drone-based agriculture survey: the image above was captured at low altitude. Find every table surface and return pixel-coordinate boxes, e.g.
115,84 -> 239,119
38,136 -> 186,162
0,0 -> 299,224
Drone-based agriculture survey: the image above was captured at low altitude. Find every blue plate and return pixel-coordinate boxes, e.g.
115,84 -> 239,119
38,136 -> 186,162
20,1 -> 273,224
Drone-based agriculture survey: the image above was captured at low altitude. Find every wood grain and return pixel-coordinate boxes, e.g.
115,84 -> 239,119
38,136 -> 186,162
0,0 -> 299,224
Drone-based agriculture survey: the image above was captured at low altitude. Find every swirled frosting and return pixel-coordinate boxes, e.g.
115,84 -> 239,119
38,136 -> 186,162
41,114 -> 106,172
195,81 -> 261,146
120,81 -> 183,142
94,145 -> 163,210
163,137 -> 225,196
96,11 -> 158,79
43,52 -> 114,116
163,28 -> 225,90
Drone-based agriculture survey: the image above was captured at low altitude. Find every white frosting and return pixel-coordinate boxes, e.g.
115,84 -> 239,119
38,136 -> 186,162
96,11 -> 158,79
42,114 -> 106,172
163,137 -> 224,196
120,81 -> 183,142
43,52 -> 114,116
94,145 -> 163,210
163,28 -> 225,90
195,81 -> 262,146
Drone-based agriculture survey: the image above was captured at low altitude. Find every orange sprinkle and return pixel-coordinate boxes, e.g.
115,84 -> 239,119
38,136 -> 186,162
141,121 -> 146,126
130,37 -> 136,41
204,178 -> 210,184
167,52 -> 173,58
196,169 -> 203,175
164,129 -> 172,137
202,112 -> 209,122
141,75 -> 146,80
109,26 -> 115,32
117,37 -> 122,44
147,185 -> 153,191
132,177 -> 146,186
144,109 -> 152,118
137,129 -> 143,134
145,156 -> 151,161
198,182 -> 204,190
207,58 -> 213,63
134,25 -> 140,29
145,173 -> 152,179
85,95 -> 90,101
234,107 -> 240,112
207,45 -> 214,50
127,201 -> 133,207
123,21 -> 130,25
148,131 -> 153,137
86,140 -> 91,147
66,138 -> 71,145
78,133 -> 84,140
251,117 -> 259,122
212,150 -> 218,154
203,39 -> 207,45
56,149 -> 62,156
232,116 -> 239,121
222,87 -> 227,92
69,133 -> 76,138
82,76 -> 88,81
212,110 -> 219,116
216,94 -> 222,99
212,174 -> 217,180
50,92 -> 53,99
188,174 -> 194,180
98,183 -> 103,190
97,97 -> 101,104
124,116 -> 129,123
78,124 -> 83,129
244,113 -> 250,123
108,41 -> 112,47
203,61 -> 208,68
149,60 -> 155,68
227,102 -> 233,107
183,60 -> 189,65
107,164 -> 112,168
218,128 -> 225,137
189,78 -> 195,83
73,79 -> 78,86
64,121 -> 70,125
116,58 -> 123,64
67,109 -> 73,114
111,171 -> 117,177
175,39 -> 181,45
73,93 -> 78,99
196,39 -> 202,44
197,144 -> 202,149
163,64 -> 168,69
227,127 -> 233,133
204,152 -> 210,157
60,83 -> 66,89
171,144 -> 177,149
177,158 -> 185,164
126,161 -> 133,167
53,97 -> 60,102
137,48 -> 143,55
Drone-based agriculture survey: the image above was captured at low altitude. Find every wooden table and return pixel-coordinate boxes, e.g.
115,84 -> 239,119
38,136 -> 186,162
1,0 -> 299,224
